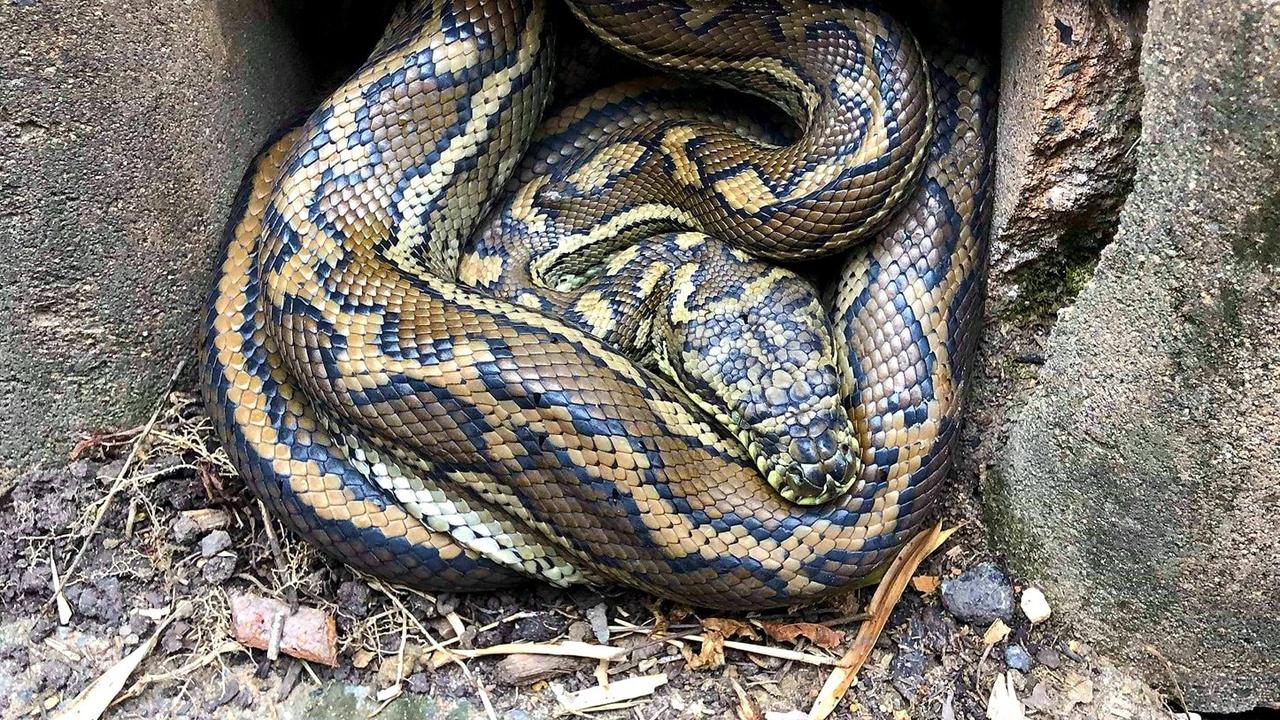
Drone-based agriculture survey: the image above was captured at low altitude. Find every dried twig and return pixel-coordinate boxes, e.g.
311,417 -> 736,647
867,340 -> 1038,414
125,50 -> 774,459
56,359 -> 188,607
809,522 -> 955,720
370,581 -> 498,720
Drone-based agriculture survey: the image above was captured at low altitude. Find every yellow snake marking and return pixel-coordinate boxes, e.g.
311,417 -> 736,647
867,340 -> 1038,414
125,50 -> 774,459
563,141 -> 649,191
529,203 -> 699,290
659,126 -> 705,189
389,6 -> 547,278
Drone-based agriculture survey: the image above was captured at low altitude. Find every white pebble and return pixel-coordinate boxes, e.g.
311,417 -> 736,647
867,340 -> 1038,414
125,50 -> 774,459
1020,587 -> 1052,624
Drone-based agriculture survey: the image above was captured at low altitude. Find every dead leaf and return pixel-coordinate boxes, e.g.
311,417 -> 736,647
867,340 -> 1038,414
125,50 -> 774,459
683,635 -> 724,670
1062,673 -> 1094,711
983,619 -> 1012,646
760,622 -> 845,650
911,575 -> 940,594
986,672 -> 1026,720
808,522 -> 955,720
1025,683 -> 1052,712
686,618 -> 759,670
704,617 -> 758,640
731,677 -> 764,720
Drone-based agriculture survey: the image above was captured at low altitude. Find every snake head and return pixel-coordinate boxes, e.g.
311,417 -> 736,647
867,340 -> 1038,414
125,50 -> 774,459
653,251 -> 864,506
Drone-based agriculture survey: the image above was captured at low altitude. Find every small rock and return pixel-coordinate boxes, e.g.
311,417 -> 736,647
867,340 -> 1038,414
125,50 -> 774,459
1005,645 -> 1034,673
1036,646 -> 1062,669
911,607 -> 955,655
406,672 -> 431,694
202,553 -> 237,584
171,512 -> 200,540
27,617 -> 55,643
503,711 -> 533,720
474,622 -> 511,647
336,580 -> 371,619
208,680 -> 240,710
585,603 -> 610,644
375,655 -> 405,688
940,562 -> 1014,625
566,621 -> 592,642
161,621 -> 190,654
19,565 -> 52,595
129,613 -> 155,636
199,530 -> 232,558
99,459 -> 126,479
0,644 -> 30,672
74,576 -> 125,624
67,460 -> 98,480
1020,587 -> 1052,624
890,645 -> 926,700
172,508 -> 230,545
37,659 -> 71,691
434,593 -> 459,616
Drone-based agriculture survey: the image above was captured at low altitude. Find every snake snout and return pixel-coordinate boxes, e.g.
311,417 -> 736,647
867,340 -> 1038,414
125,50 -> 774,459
781,430 -> 858,505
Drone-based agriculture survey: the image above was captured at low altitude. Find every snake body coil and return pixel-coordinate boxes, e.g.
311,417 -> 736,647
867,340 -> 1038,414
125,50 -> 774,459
200,0 -> 995,609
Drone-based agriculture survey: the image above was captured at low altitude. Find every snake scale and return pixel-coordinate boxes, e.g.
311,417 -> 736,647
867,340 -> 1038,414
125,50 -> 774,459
200,0 -> 995,609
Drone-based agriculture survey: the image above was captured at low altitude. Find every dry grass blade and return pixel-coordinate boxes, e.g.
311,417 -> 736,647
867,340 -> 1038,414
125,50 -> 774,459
555,673 -> 668,713
49,549 -> 73,625
368,581 -> 498,720
51,604 -> 185,720
808,522 -> 954,720
677,635 -> 838,667
731,676 -> 765,720
452,640 -> 628,661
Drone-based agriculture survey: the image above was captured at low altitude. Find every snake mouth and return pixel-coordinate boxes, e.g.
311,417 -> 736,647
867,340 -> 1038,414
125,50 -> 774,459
775,457 -> 858,505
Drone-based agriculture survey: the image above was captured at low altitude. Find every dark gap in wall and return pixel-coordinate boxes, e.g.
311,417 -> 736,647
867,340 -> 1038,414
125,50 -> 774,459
275,0 -> 399,98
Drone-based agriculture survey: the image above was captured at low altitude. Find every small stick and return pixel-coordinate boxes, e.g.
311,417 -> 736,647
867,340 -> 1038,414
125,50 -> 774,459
372,582 -> 499,720
57,358 -> 187,602
258,500 -> 299,612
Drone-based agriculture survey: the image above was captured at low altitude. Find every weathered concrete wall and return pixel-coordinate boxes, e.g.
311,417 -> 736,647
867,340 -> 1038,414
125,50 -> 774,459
0,0 -> 313,470
985,0 -> 1280,711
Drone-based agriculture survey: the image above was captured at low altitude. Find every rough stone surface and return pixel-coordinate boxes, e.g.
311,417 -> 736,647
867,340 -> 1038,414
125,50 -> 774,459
993,0 -> 1145,314
986,0 -> 1280,711
0,0 -> 313,471
940,562 -> 1015,625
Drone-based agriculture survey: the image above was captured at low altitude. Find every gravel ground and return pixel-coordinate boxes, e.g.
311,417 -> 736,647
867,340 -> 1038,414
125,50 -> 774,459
0,366 -> 1180,720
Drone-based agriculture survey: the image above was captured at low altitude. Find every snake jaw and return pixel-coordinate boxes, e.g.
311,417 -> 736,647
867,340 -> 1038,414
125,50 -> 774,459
773,443 -> 855,504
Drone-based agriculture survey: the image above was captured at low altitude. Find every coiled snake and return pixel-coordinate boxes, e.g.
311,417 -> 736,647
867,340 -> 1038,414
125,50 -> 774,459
200,0 -> 994,609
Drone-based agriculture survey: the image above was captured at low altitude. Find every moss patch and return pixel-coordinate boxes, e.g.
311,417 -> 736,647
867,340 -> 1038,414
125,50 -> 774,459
1006,231 -> 1109,320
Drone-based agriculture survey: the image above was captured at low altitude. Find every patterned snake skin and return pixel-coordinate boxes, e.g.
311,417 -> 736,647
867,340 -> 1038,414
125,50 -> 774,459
200,0 -> 995,609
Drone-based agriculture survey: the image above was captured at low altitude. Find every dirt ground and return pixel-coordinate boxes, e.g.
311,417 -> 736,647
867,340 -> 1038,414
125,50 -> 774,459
0,361 -> 1174,720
